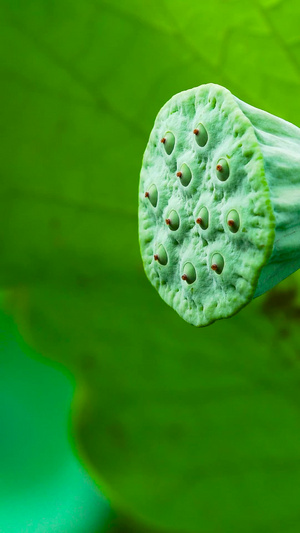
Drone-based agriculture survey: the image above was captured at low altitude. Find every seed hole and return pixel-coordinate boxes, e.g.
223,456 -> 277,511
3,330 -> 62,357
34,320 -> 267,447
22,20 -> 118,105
211,253 -> 224,274
165,209 -> 180,231
215,158 -> 229,181
177,163 -> 192,186
194,123 -> 208,147
154,244 -> 168,265
182,262 -> 196,284
196,206 -> 209,230
145,184 -> 158,207
210,97 -> 216,109
227,209 -> 240,233
161,131 -> 175,155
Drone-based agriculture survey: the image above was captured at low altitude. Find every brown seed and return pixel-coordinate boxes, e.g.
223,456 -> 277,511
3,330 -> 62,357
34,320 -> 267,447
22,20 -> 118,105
227,219 -> 235,227
193,129 -> 199,135
145,191 -> 149,198
165,218 -> 171,225
216,164 -> 223,171
196,217 -> 202,225
154,254 -> 159,261
211,264 -> 218,271
161,137 -> 166,144
182,274 -> 188,281
176,171 -> 182,178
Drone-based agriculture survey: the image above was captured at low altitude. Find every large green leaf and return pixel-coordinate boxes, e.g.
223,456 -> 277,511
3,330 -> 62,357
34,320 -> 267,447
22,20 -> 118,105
2,1 -> 300,532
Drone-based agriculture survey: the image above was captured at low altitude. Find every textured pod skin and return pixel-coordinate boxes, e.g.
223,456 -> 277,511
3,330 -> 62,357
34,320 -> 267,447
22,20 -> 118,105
235,97 -> 300,298
139,83 -> 300,326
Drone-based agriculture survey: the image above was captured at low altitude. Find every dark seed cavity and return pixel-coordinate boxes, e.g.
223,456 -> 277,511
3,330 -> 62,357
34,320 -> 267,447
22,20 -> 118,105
194,123 -> 208,147
165,209 -> 180,231
211,253 -> 224,274
178,163 -> 192,187
196,206 -> 209,230
154,244 -> 168,266
162,131 -> 175,155
216,158 -> 229,181
146,184 -> 158,207
227,209 -> 240,233
182,262 -> 196,284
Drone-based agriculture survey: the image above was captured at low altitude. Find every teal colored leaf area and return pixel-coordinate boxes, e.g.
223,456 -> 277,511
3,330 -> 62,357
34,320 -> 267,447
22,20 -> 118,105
0,299 -> 110,532
2,1 -> 300,532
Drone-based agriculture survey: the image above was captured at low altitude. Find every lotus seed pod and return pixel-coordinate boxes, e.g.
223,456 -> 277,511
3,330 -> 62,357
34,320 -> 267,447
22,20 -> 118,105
139,83 -> 300,326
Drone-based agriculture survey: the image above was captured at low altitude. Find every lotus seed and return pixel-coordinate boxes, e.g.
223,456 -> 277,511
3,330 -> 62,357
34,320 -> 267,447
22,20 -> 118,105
154,244 -> 168,266
139,82 -> 300,326
227,209 -> 240,233
145,184 -> 158,207
211,253 -> 224,274
216,158 -> 229,181
194,123 -> 208,147
177,163 -> 192,186
196,206 -> 209,230
161,131 -> 175,155
182,262 -> 196,284
165,210 -> 180,231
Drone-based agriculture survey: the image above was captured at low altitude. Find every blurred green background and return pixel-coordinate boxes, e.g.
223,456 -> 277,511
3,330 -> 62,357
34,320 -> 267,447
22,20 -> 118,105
2,0 -> 300,532
0,297 -> 112,532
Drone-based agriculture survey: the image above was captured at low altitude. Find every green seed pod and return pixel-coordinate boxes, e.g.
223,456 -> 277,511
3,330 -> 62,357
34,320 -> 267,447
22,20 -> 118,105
139,82 -> 300,326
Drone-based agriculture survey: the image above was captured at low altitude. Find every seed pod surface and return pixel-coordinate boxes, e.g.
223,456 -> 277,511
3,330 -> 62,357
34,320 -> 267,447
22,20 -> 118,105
139,83 -> 300,326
